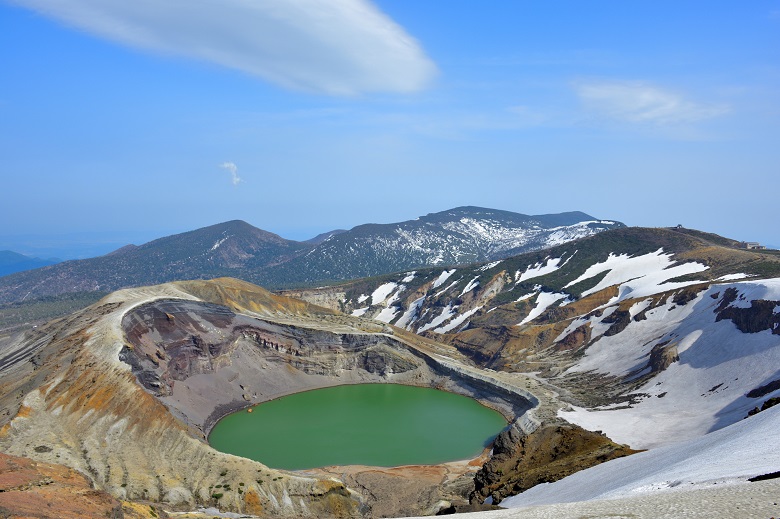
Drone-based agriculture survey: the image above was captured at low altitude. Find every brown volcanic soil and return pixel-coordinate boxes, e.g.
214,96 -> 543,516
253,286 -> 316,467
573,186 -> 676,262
0,452 -> 159,519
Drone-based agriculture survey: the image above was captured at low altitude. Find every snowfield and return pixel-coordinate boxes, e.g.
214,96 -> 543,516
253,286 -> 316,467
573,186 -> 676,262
502,404 -> 780,509
560,278 -> 780,449
564,248 -> 709,304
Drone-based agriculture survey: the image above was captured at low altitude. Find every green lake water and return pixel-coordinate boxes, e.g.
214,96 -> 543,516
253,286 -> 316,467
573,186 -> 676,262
208,384 -> 507,470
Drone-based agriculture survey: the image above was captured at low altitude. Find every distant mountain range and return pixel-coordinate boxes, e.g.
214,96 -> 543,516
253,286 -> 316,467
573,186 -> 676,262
0,251 -> 59,277
0,207 -> 623,304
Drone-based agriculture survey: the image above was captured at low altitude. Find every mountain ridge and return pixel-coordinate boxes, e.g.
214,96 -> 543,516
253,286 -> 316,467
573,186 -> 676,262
0,250 -> 59,277
0,207 -> 623,304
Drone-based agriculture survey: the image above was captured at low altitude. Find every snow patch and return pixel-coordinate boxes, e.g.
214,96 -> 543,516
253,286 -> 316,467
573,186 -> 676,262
375,306 -> 399,323
401,271 -> 416,283
351,307 -> 368,317
432,269 -> 456,289
564,248 -> 709,304
395,296 -> 425,330
434,306 -> 483,334
560,280 -> 780,449
370,282 -> 398,305
518,292 -> 568,326
418,304 -> 457,332
502,405 -> 780,508
516,256 -> 564,283
460,276 -> 480,296
717,273 -> 750,281
435,279 -> 460,298
479,261 -> 502,271
210,235 -> 230,251
517,291 -> 538,302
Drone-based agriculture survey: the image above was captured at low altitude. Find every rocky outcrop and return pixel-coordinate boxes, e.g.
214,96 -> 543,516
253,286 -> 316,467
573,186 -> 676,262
471,421 -> 637,505
602,309 -> 631,337
555,324 -> 590,352
716,299 -> 780,334
647,340 -> 680,374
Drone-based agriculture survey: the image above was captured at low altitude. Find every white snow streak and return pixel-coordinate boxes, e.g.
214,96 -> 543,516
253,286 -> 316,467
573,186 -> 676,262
479,261 -> 502,271
460,276 -> 480,296
516,257 -> 563,283
518,292 -> 568,325
210,236 -> 230,251
370,282 -> 398,305
375,305 -> 399,323
434,305 -> 483,334
418,304 -> 457,332
432,269 -> 456,289
395,296 -> 425,330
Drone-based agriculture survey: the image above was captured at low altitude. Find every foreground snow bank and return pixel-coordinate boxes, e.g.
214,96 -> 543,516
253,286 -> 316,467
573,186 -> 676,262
501,404 -> 780,508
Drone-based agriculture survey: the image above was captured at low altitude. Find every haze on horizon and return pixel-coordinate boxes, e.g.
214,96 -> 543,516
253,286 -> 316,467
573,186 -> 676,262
1,0 -> 778,258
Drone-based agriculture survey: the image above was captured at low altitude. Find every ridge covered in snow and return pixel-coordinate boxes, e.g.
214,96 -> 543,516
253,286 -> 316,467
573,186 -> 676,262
273,206 -> 623,285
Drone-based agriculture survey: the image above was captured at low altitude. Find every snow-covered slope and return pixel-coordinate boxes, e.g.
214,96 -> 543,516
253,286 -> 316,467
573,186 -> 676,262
267,206 -> 622,285
501,403 -> 780,508
558,278 -> 780,448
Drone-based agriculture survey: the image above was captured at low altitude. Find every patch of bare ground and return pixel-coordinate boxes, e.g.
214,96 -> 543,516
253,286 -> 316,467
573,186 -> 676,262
0,451 -> 162,519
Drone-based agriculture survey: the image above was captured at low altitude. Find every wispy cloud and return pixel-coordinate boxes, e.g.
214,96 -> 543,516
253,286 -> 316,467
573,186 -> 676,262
574,80 -> 730,125
11,0 -> 437,95
219,162 -> 242,186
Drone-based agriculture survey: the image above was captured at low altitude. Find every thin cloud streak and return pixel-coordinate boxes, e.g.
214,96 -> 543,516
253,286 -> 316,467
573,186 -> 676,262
219,162 -> 242,186
575,80 -> 730,125
11,0 -> 437,95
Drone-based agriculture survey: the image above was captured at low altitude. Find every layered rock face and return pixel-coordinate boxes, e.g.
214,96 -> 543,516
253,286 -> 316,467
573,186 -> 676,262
119,298 -> 433,435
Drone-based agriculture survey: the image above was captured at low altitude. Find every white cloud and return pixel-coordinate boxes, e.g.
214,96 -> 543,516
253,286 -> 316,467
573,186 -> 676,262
219,162 -> 242,185
575,80 -> 730,125
12,0 -> 437,95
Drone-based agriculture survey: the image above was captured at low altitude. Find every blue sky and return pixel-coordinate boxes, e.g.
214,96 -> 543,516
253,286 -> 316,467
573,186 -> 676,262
1,0 -> 779,258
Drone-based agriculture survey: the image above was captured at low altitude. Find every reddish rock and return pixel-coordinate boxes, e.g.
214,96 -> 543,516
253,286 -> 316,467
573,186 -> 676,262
0,452 -> 124,519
